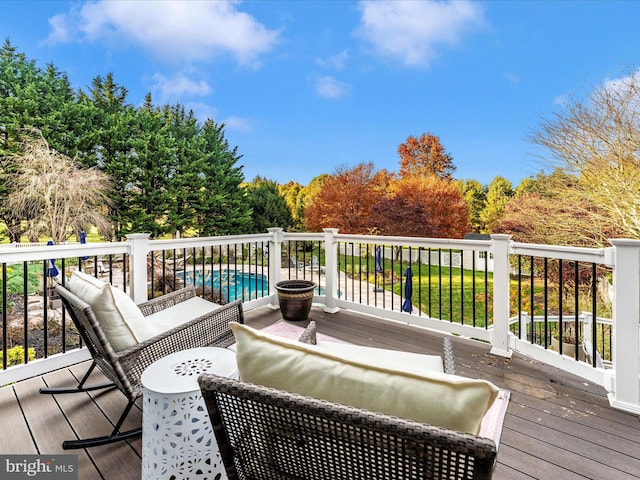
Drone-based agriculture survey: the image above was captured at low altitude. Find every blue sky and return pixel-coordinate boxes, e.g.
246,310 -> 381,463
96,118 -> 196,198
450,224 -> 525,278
2,1 -> 639,187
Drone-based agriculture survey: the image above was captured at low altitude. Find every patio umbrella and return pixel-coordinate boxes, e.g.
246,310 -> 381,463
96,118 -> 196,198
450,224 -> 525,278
374,245 -> 384,292
79,231 -> 89,261
46,240 -> 59,278
401,266 -> 413,313
375,246 -> 382,273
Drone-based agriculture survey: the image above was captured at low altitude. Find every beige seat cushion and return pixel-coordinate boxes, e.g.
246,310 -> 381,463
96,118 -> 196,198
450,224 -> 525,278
136,297 -> 221,341
68,271 -> 221,350
232,322 -> 498,435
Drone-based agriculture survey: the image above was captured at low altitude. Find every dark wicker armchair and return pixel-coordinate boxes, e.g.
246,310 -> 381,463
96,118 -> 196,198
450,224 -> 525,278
42,285 -> 244,449
199,374 -> 497,480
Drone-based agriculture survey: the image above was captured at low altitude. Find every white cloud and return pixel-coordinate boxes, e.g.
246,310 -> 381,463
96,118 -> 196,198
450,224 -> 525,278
316,49 -> 350,70
46,13 -> 72,44
151,73 -> 212,103
45,0 -> 280,67
596,69 -> 640,112
553,93 -> 571,106
315,76 -> 351,100
601,69 -> 640,96
356,0 -> 485,67
504,72 -> 520,84
222,115 -> 253,132
183,101 -> 218,123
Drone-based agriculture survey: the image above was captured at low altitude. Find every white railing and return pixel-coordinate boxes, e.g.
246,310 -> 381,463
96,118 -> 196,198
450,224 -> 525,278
0,230 -> 638,415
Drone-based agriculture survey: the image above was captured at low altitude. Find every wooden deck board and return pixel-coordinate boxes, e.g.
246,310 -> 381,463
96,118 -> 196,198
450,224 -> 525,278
0,382 -> 36,454
67,363 -> 144,457
0,304 -> 638,480
12,371 -> 97,475
53,373 -> 141,479
495,443 -> 588,480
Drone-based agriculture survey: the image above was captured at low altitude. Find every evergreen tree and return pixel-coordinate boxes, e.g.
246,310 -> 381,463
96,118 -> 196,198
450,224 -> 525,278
122,102 -> 176,238
0,39 -> 84,240
163,104 -> 202,238
82,73 -> 137,240
246,176 -> 294,233
0,42 -> 253,240
194,120 -> 252,235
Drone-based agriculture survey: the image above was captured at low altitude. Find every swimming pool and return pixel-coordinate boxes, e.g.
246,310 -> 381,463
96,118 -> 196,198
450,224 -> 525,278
178,269 -> 269,302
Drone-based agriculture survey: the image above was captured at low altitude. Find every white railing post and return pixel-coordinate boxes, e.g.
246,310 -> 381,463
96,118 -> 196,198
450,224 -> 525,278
323,228 -> 340,313
267,228 -> 283,307
609,239 -> 640,414
490,234 -> 512,357
126,233 -> 151,304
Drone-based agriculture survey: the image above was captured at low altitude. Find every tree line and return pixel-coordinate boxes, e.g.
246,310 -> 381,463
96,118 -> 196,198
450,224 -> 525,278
2,39 -> 638,247
272,69 -> 640,248
1,39 -> 251,242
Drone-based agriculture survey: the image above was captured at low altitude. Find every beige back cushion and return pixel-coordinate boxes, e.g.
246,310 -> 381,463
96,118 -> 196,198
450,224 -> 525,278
68,269 -> 105,304
68,270 -> 145,351
232,322 -> 499,435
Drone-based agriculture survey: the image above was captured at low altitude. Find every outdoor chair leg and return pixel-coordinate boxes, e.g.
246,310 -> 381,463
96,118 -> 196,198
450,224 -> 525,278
62,399 -> 142,449
40,361 -> 115,395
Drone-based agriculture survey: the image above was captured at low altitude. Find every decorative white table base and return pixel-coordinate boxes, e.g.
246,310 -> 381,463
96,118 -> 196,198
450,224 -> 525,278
141,347 -> 237,480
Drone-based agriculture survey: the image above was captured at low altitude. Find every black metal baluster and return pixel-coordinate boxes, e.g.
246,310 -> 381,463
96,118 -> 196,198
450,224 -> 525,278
428,248 -> 432,318
460,248 -> 464,325
518,255 -> 523,340
530,256 -> 535,344
438,249 -> 443,320
23,262 -> 28,364
591,263 -> 598,367
43,260 -> 49,358
543,257 -> 549,349
559,259 -> 564,351
573,261 -> 579,359
449,249 -> 453,322
418,247 -> 422,317
472,250 -> 477,328
484,254 -> 489,331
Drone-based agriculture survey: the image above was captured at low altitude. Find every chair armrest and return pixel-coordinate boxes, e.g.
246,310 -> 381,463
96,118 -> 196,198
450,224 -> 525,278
116,299 -> 244,399
200,374 -> 497,480
138,286 -> 197,316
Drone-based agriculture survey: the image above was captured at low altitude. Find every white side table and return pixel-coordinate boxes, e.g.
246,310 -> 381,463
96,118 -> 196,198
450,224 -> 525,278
141,347 -> 237,480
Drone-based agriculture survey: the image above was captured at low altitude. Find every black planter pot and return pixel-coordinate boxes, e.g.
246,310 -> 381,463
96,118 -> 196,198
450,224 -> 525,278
275,280 -> 317,321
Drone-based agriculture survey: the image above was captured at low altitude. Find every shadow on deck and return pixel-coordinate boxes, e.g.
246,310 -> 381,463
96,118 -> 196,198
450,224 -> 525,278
1,305 -> 639,479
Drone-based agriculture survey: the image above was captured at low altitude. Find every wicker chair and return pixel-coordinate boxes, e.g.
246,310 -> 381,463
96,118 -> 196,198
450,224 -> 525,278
41,284 -> 244,449
199,374 -> 497,480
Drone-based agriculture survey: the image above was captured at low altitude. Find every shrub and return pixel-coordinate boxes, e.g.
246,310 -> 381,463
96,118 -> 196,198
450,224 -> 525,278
1,346 -> 36,367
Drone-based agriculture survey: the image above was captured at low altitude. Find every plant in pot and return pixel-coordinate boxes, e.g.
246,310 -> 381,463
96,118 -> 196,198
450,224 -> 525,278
551,322 -> 586,361
275,279 -> 317,321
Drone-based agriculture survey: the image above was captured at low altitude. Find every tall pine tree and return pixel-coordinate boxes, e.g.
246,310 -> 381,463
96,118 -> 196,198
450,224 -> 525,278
195,120 -> 251,235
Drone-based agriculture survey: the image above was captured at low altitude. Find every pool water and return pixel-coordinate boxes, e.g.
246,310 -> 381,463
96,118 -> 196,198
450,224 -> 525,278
178,269 -> 269,302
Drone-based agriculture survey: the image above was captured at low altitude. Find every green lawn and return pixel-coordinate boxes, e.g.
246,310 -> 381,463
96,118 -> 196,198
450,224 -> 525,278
338,255 -> 494,328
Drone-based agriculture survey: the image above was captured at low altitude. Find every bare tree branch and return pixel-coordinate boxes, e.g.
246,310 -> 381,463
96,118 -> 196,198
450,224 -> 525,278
531,69 -> 640,240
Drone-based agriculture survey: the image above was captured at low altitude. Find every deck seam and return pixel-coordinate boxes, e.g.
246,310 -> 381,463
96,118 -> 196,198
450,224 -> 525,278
11,384 -> 39,454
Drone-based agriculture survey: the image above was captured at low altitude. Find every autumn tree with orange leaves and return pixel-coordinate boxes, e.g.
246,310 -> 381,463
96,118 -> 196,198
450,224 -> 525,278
304,133 -> 468,237
304,163 -> 390,233
398,133 -> 455,179
371,175 -> 470,238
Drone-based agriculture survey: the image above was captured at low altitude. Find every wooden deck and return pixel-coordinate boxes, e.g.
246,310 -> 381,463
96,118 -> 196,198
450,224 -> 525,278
2,305 -> 639,479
